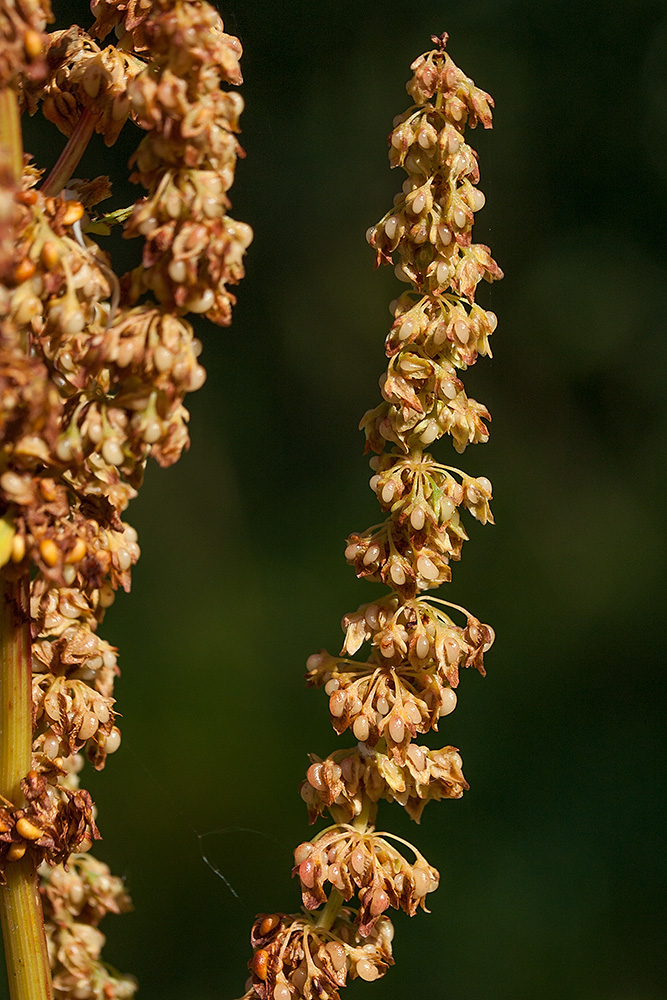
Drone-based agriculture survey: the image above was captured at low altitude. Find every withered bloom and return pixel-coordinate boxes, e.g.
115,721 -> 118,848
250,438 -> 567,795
1,0 -> 250,995
239,34 -> 500,1000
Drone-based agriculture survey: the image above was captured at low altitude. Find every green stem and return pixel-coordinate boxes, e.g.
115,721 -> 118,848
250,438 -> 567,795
317,793 -> 377,932
41,108 -> 96,197
0,575 -> 53,1000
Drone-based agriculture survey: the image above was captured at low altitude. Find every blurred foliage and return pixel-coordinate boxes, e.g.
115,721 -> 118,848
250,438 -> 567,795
4,1 -> 667,998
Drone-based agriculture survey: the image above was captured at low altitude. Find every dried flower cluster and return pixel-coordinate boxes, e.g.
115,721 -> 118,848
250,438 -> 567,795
240,34 -> 501,1000
1,1 -> 250,995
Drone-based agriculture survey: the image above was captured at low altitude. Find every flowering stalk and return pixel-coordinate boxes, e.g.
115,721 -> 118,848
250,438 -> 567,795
239,34 -> 501,1000
1,1 -> 251,997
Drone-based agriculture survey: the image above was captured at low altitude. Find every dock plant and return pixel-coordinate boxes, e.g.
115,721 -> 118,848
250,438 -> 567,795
239,33 -> 501,1000
0,1 -> 250,997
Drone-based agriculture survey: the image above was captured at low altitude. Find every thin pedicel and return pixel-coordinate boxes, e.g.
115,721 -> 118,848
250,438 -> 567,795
239,33 -> 501,1000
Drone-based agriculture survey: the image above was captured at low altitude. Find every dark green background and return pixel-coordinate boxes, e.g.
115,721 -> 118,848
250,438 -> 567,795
4,1 -> 667,998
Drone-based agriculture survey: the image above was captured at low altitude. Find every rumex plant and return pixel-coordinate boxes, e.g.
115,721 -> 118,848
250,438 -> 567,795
0,1 -> 250,997
239,34 -> 501,1000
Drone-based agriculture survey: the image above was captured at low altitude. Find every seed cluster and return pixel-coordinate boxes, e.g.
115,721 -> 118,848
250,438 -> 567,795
1,1 -> 250,995
240,34 -> 501,1000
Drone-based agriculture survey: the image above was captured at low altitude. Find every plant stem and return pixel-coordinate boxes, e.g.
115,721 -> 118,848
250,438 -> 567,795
41,108 -> 96,197
0,90 -> 23,181
0,582 -> 53,1000
316,888 -> 344,933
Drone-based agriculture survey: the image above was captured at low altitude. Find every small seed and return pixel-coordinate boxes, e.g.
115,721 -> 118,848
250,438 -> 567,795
439,688 -> 457,717
417,554 -> 439,581
293,842 -> 313,865
61,202 -> 84,226
410,506 -> 426,530
412,868 -> 430,897
388,716 -> 405,743
16,818 -> 43,841
13,259 -> 36,284
39,538 -> 59,567
104,727 -> 121,754
329,691 -> 346,718
307,763 -> 325,791
350,848 -> 366,875
10,534 -> 26,563
65,538 -> 87,564
356,959 -> 379,982
326,941 -> 346,972
363,543 -> 380,566
416,634 -> 430,659
252,950 -> 269,981
7,843 -> 27,861
353,716 -> 369,742
78,712 -> 99,741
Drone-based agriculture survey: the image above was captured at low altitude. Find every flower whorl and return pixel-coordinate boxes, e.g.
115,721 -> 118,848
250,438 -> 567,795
240,34 -> 500,1000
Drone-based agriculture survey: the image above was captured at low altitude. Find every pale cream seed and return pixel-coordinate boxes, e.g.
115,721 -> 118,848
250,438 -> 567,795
440,496 -> 456,520
381,481 -> 396,504
388,716 -> 405,743
329,691 -> 346,718
410,191 -> 426,215
439,688 -> 458,717
351,848 -> 366,875
344,542 -> 360,561
437,224 -> 452,245
78,712 -> 99,741
101,439 -> 124,467
436,261 -> 450,285
447,132 -> 462,153
104,727 -> 121,753
154,345 -> 173,372
143,420 -> 162,444
306,652 -> 324,671
384,216 -> 398,240
273,984 -> 290,1000
363,544 -> 381,566
299,858 -> 315,888
417,554 -> 439,580
324,678 -> 340,696
390,563 -> 406,586
398,317 -> 414,340
62,565 -> 76,585
376,696 -> 389,716
381,640 -> 395,658
96,704 -> 110,724
453,207 -> 467,228
356,959 -> 379,982
168,259 -> 187,283
353,716 -> 369,742
407,744 -> 426,770
420,422 -> 439,445
486,310 -> 498,332
326,941 -> 346,972
365,605 -> 379,628
416,634 -> 430,659
412,868 -> 430,897
477,476 -> 492,494
365,226 -> 376,244
189,289 -> 215,314
43,731 -> 60,759
470,188 -> 486,211
454,319 -> 470,344
410,506 -> 426,530
444,638 -> 460,664
404,701 -> 422,724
